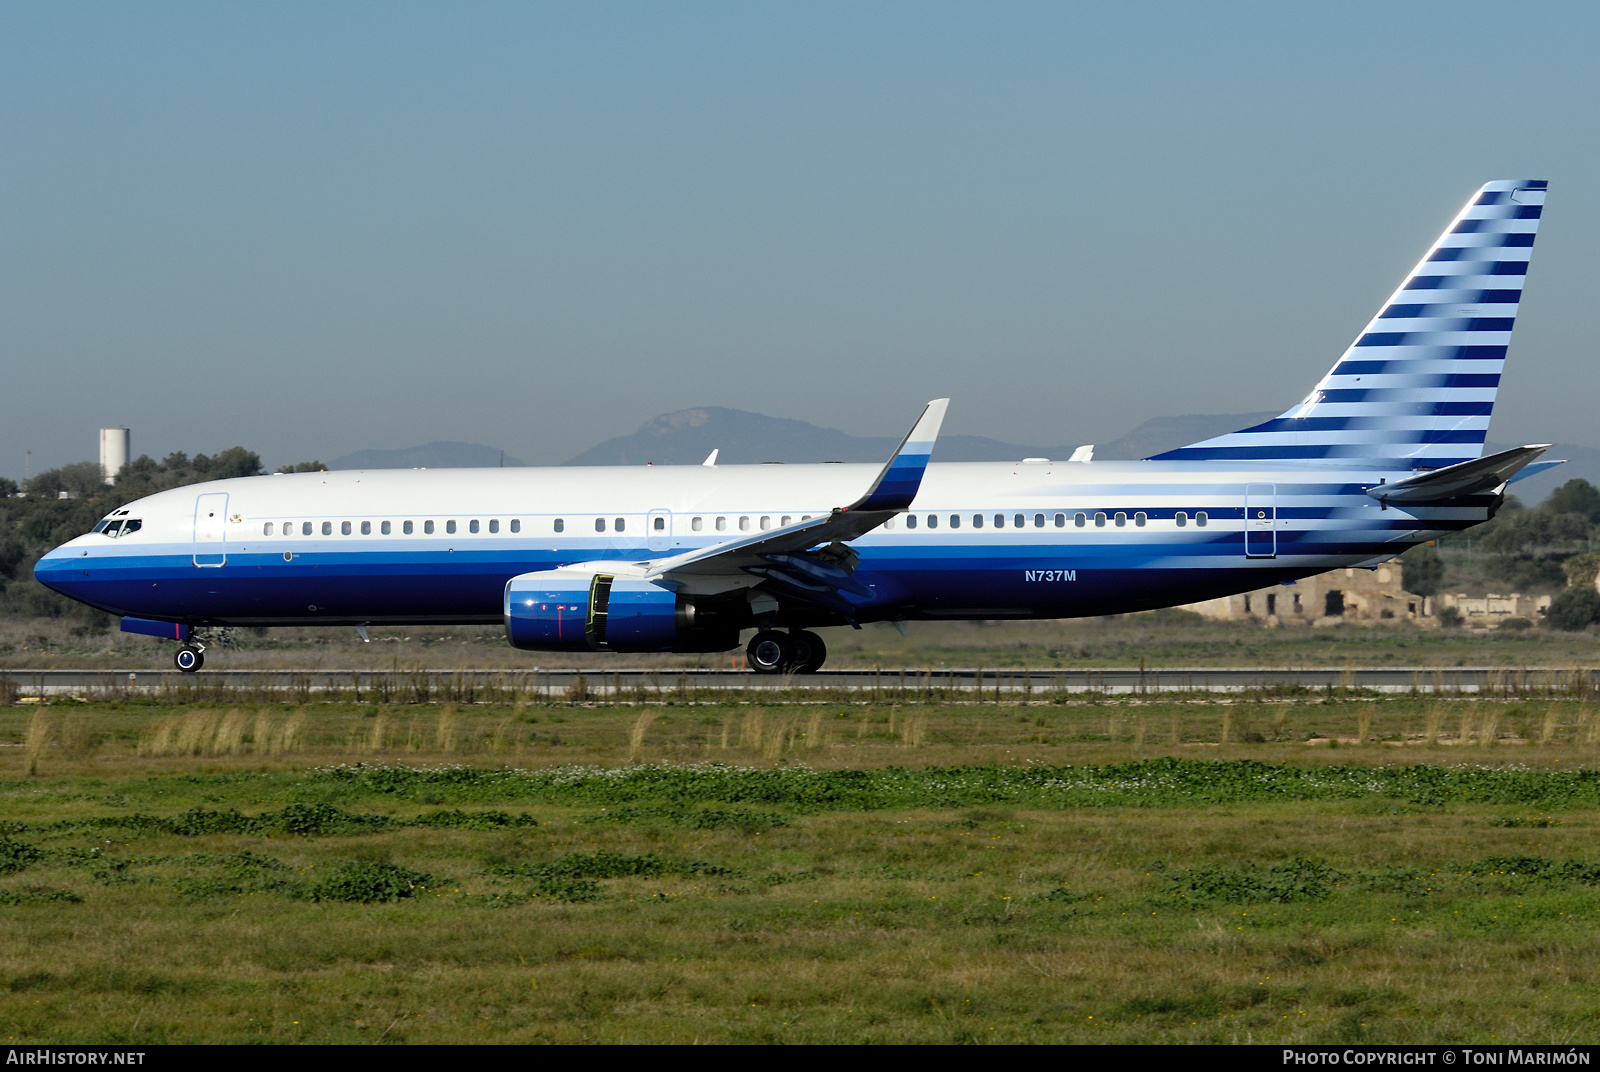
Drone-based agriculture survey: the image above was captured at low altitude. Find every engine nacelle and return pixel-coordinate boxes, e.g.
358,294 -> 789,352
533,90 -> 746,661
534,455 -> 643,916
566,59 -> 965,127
504,568 -> 736,653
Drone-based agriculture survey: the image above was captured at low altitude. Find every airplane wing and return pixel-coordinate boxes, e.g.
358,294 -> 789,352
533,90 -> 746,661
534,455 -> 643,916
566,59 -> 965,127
640,398 -> 948,613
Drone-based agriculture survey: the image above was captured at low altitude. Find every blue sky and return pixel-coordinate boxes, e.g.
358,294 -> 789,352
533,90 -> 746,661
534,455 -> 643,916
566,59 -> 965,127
4,2 -> 1597,475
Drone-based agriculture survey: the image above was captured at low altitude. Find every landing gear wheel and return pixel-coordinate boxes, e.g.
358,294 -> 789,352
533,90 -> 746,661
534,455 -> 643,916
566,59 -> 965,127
174,647 -> 204,673
789,630 -> 827,673
746,631 -> 792,674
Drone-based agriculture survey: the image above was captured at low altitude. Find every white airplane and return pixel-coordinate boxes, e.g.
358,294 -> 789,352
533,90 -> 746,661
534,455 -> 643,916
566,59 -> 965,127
38,180 -> 1557,673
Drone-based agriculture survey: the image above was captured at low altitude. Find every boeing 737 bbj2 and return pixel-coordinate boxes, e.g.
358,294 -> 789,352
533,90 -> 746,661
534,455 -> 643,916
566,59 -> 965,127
37,180 -> 1558,673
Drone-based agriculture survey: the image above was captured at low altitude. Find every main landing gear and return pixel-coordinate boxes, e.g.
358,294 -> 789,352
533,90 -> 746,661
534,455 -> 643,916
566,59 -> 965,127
174,645 -> 205,673
746,629 -> 827,674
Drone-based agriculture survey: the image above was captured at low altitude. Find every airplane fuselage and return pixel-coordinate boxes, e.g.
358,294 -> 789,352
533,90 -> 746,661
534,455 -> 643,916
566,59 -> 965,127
35,456 -> 1478,631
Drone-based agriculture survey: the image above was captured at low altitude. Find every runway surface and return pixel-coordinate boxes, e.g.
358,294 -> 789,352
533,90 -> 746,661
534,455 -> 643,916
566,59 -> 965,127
5,665 -> 1597,697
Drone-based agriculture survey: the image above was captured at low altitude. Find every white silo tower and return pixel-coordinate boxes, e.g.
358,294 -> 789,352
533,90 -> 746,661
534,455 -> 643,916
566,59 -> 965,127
99,428 -> 129,485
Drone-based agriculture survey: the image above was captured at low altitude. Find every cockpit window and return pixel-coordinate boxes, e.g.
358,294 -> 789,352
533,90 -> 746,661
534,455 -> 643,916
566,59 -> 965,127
94,518 -> 140,538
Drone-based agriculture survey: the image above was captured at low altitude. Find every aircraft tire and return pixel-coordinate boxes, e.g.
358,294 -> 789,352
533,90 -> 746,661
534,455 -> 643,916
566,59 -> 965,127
790,630 -> 827,673
746,631 -> 791,674
174,647 -> 204,673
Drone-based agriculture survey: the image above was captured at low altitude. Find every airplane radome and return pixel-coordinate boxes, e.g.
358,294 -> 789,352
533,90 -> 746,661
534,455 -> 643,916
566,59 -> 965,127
38,181 -> 1557,674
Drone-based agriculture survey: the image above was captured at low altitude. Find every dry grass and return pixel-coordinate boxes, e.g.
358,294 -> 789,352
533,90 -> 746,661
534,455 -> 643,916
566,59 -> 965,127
1424,705 -> 1444,747
628,710 -> 659,762
23,709 -> 49,775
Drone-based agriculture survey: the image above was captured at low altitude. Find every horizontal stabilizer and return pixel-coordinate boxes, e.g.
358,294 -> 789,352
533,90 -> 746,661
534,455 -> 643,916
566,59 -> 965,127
1366,444 -> 1550,504
1508,458 -> 1565,484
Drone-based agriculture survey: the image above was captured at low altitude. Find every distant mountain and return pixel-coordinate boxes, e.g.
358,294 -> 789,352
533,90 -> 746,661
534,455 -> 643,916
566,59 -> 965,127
329,441 -> 524,470
561,406 -> 1279,467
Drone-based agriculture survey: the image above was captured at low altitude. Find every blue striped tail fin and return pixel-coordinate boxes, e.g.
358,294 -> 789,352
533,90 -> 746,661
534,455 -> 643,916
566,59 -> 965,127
1151,180 -> 1547,468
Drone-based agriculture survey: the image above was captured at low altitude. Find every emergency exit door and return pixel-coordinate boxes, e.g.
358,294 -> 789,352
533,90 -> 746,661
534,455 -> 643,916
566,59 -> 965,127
1245,483 -> 1276,559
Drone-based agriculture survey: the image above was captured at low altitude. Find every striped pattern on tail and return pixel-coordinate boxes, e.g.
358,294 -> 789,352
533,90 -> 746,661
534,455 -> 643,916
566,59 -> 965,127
1152,180 -> 1546,468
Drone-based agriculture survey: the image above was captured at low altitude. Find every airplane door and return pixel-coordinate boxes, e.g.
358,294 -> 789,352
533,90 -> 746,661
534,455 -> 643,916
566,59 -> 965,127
647,509 -> 673,552
193,492 -> 228,567
1245,483 -> 1276,559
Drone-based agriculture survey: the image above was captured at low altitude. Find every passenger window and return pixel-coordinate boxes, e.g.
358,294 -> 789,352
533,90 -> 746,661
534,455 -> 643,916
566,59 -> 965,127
322,522 -> 333,536
1035,514 -> 1045,528
973,514 -> 983,528
614,518 -> 625,532
361,521 -> 371,535
594,518 -> 605,532
927,515 -> 937,529
739,517 -> 750,531
950,515 -> 960,529
469,520 -> 480,534
342,521 -> 352,535
781,516 -> 791,525
1175,512 -> 1188,527
382,521 -> 391,535
1094,512 -> 1106,528
1070,513 -> 1083,528
263,523 -> 274,536
1134,512 -> 1147,527
489,519 -> 499,533
447,520 -> 457,535
653,517 -> 664,531
424,520 -> 434,534
1017,514 -> 1027,528
801,515 -> 812,521
510,519 -> 520,533
1196,511 -> 1208,527
1114,512 -> 1126,527
884,518 -> 895,530
553,519 -> 562,533
716,517 -> 726,531
303,522 -> 314,536
692,517 -> 703,531
906,515 -> 918,529
760,516 -> 771,530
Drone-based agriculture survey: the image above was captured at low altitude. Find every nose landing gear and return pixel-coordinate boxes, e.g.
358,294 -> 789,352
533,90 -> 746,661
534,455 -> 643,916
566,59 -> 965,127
745,629 -> 827,674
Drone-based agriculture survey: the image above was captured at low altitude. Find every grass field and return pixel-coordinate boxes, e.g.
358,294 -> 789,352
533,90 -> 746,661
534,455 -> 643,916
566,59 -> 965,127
5,696 -> 1600,1044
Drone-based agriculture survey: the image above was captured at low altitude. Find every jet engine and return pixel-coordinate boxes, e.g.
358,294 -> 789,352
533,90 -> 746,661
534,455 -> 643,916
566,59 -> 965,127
503,568 -> 739,653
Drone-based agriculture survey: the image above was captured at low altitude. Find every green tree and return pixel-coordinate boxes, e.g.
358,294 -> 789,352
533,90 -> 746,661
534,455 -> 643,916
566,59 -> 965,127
1401,546 -> 1444,597
276,461 -> 327,473
1545,588 -> 1600,631
1545,479 -> 1600,524
1564,552 -> 1600,590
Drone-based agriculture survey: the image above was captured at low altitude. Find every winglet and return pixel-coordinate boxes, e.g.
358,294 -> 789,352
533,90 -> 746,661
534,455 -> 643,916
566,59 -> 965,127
846,398 -> 949,512
702,449 -> 718,467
